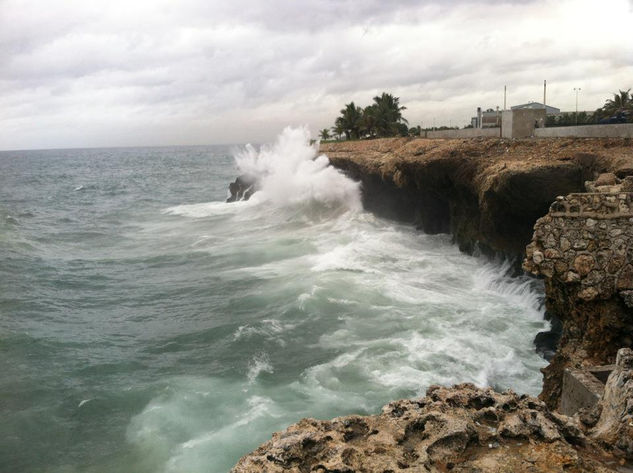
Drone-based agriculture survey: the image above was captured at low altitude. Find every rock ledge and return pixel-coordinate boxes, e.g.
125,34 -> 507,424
232,383 -> 621,473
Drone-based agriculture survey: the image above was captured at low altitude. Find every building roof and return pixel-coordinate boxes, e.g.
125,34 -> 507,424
511,102 -> 560,114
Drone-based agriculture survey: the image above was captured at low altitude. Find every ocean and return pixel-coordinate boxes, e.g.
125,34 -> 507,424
0,127 -> 548,473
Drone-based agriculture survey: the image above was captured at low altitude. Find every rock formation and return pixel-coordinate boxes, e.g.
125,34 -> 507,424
231,384 -> 620,472
321,137 -> 633,260
524,175 -> 633,410
227,174 -> 258,202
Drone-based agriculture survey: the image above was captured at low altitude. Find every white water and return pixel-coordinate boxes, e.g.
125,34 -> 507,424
128,128 -> 549,472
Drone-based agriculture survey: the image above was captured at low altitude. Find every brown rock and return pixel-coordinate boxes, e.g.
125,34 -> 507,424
594,173 -> 618,186
231,385 -> 618,473
574,254 -> 595,276
617,264 -> 633,290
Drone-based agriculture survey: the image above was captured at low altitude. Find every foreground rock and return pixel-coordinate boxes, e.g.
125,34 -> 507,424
524,176 -> 633,409
322,137 -> 633,260
232,384 -> 621,473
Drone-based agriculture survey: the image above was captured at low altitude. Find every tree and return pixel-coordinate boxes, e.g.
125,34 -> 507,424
331,122 -> 345,140
604,89 -> 632,114
361,105 -> 378,138
371,92 -> 408,137
336,102 -> 364,140
594,88 -> 633,121
319,128 -> 331,140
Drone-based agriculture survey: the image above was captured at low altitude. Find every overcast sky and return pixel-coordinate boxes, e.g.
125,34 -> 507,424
1,0 -> 632,150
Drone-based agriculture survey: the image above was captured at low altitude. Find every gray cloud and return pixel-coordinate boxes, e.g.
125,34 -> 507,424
0,0 -> 632,149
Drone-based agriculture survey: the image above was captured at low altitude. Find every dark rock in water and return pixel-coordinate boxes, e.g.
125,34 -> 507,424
534,316 -> 562,361
227,174 -> 258,202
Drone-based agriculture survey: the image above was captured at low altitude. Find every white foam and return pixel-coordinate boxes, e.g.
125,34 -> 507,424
163,199 -> 256,218
247,353 -> 274,383
235,126 -> 362,211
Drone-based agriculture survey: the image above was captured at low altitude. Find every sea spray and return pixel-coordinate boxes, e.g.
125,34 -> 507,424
234,126 -> 362,211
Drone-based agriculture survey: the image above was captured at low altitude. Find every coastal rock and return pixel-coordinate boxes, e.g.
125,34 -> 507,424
227,174 -> 258,202
523,191 -> 633,410
231,384 -> 618,473
322,137 -> 633,259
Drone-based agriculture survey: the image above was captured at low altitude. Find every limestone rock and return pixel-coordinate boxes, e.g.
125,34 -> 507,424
595,172 -> 618,187
231,384 -> 618,473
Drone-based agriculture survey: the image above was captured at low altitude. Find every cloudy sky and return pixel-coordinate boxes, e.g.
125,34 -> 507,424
1,0 -> 632,150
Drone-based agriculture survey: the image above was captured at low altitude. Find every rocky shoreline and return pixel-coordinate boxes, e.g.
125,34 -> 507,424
230,137 -> 633,471
233,353 -> 632,472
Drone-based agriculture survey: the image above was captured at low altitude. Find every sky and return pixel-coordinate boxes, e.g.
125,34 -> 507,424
1,0 -> 632,150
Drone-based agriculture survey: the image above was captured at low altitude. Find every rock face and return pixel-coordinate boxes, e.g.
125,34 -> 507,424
232,384 -> 618,473
524,182 -> 633,410
590,348 -> 633,459
321,137 -> 633,260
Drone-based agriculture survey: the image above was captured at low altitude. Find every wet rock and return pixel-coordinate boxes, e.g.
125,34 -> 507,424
227,174 -> 258,202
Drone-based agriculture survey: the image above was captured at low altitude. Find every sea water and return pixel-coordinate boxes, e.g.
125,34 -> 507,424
0,127 -> 548,473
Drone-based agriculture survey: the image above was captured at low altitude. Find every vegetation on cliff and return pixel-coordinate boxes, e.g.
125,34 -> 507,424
330,93 -> 410,140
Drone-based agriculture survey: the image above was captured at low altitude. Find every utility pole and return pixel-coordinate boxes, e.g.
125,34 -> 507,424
574,87 -> 581,125
543,80 -> 547,108
504,85 -> 507,110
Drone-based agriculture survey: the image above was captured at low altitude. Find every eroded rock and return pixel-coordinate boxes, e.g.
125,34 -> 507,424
231,384 -> 618,473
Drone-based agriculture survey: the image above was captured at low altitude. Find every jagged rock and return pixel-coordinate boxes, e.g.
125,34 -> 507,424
231,384 -> 618,473
227,174 -> 258,202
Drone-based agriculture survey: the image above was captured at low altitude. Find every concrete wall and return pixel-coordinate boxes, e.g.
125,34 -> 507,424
535,123 -> 633,138
560,368 -> 605,416
425,127 -> 500,139
502,109 -> 546,139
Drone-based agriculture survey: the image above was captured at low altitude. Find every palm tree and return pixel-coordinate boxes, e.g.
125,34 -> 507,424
319,128 -> 331,140
331,122 -> 345,140
336,102 -> 363,140
604,89 -> 632,113
371,92 -> 408,137
361,105 -> 378,138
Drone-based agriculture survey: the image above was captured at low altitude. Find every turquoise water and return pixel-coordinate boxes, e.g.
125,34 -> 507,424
0,128 -> 548,472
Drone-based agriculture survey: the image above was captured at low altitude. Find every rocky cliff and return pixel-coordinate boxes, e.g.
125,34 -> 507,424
524,176 -> 633,410
321,137 -> 633,260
